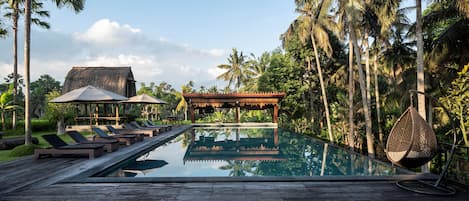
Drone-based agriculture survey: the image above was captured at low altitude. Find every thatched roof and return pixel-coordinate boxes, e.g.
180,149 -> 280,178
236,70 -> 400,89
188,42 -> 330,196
62,67 -> 137,97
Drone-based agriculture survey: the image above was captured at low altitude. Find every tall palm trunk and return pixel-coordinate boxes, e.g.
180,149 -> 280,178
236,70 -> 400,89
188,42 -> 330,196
373,55 -> 383,145
348,40 -> 355,149
364,33 -> 371,111
416,0 -> 429,172
307,57 -> 315,123
311,34 -> 334,142
24,0 -> 32,145
349,23 -> 375,157
12,3 -> 19,130
416,0 -> 426,119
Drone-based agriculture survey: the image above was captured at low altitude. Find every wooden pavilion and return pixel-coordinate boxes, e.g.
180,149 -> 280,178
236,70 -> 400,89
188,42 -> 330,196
61,67 -> 137,126
183,92 -> 285,123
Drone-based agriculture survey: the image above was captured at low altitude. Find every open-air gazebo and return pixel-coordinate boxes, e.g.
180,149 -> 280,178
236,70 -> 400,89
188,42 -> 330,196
183,92 -> 285,123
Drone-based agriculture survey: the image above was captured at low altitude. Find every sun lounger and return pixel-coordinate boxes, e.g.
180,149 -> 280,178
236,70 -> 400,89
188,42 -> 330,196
34,134 -> 104,159
121,123 -> 157,137
129,121 -> 165,133
92,127 -> 141,146
143,120 -> 172,132
104,126 -> 145,141
66,130 -> 119,152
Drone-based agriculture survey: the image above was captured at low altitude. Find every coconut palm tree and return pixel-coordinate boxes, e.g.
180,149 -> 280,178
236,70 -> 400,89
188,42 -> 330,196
23,0 -> 85,145
337,0 -> 376,156
283,0 -> 336,142
175,81 -> 194,121
217,48 -> 247,92
5,0 -> 50,129
243,52 -> 270,92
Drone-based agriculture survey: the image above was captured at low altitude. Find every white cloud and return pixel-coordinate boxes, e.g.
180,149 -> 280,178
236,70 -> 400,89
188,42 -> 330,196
73,19 -> 143,47
0,19 -> 230,89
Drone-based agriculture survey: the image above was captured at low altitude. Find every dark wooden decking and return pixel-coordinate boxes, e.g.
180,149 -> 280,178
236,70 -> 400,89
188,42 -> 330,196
0,125 -> 468,201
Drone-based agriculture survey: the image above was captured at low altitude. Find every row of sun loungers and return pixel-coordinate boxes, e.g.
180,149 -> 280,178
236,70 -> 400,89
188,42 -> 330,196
34,121 -> 173,160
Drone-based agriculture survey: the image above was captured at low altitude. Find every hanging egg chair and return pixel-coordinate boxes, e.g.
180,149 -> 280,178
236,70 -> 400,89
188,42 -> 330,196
385,90 -> 457,195
386,106 -> 438,168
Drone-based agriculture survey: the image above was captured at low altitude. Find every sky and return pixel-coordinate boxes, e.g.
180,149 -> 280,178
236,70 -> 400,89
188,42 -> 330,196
0,0 -> 425,90
0,0 -> 297,90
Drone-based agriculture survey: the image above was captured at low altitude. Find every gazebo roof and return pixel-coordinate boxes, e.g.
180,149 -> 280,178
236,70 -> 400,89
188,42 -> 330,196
183,92 -> 285,108
50,85 -> 128,103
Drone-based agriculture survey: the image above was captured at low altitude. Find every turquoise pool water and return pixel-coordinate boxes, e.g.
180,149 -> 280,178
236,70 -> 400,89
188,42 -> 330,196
100,127 -> 410,177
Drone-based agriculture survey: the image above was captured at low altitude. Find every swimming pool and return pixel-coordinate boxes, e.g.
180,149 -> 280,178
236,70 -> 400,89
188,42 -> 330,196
95,127 -> 411,178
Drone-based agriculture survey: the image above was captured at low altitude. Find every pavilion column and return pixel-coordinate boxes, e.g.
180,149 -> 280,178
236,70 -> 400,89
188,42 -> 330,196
235,101 -> 240,123
274,128 -> 279,147
273,104 -> 278,123
115,104 -> 119,126
190,105 -> 195,123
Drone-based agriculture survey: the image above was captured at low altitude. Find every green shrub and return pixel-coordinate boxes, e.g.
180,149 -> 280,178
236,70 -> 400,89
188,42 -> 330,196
12,119 -> 56,133
8,144 -> 38,157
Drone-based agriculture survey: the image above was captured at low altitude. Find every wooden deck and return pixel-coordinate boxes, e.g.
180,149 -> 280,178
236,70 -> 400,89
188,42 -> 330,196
0,125 -> 468,201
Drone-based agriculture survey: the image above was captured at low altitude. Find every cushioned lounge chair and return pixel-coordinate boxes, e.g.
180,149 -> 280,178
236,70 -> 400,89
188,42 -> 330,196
67,130 -> 119,152
92,127 -> 140,146
129,121 -> 165,133
104,126 -> 145,141
143,120 -> 172,132
121,123 -> 157,137
34,134 -> 104,159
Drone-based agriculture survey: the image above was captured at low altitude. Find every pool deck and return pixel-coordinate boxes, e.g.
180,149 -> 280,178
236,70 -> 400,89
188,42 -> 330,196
0,125 -> 468,201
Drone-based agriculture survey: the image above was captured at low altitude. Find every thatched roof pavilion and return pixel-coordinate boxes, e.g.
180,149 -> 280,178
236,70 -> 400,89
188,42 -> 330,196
62,67 -> 137,97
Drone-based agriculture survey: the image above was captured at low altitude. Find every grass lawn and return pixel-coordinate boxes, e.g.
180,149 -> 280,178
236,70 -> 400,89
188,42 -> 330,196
0,130 -> 94,163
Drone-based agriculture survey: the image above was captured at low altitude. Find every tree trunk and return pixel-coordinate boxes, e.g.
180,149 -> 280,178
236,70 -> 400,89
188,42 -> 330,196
24,0 -> 32,145
307,57 -> 314,123
348,40 -> 355,149
57,116 -> 66,135
349,23 -> 375,157
364,33 -> 371,113
1,111 -> 5,131
416,0 -> 428,172
311,34 -> 334,143
373,55 -> 383,145
416,0 -> 426,119
12,4 -> 19,130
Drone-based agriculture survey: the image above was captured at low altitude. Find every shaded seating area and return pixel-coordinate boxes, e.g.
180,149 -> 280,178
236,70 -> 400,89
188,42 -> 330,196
34,134 -> 104,159
93,127 -> 141,146
67,130 -> 119,152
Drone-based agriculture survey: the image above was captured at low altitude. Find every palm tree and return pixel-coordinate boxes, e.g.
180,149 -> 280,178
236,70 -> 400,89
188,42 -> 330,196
0,86 -> 16,130
5,0 -> 50,129
415,0 -> 426,122
176,81 -> 194,121
283,0 -> 336,142
23,0 -> 84,145
243,52 -> 270,92
217,48 -> 247,92
339,0 -> 376,156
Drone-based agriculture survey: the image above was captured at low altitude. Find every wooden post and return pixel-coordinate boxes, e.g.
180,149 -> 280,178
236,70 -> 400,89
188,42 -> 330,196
273,104 -> 278,123
115,104 -> 119,126
273,128 -> 279,147
236,107 -> 240,123
190,105 -> 195,123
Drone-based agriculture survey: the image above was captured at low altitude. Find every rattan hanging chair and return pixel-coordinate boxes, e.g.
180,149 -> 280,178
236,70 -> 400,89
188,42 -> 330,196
386,106 -> 438,168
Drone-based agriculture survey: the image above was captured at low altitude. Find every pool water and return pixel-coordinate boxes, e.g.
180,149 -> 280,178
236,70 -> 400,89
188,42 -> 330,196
100,127 -> 410,177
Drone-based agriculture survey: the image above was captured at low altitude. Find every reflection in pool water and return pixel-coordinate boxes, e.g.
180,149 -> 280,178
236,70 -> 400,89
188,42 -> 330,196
102,128 -> 410,177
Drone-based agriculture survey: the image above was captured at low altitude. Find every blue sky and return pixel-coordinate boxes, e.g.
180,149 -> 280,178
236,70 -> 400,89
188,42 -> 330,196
0,0 -> 297,89
0,0 -> 423,90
